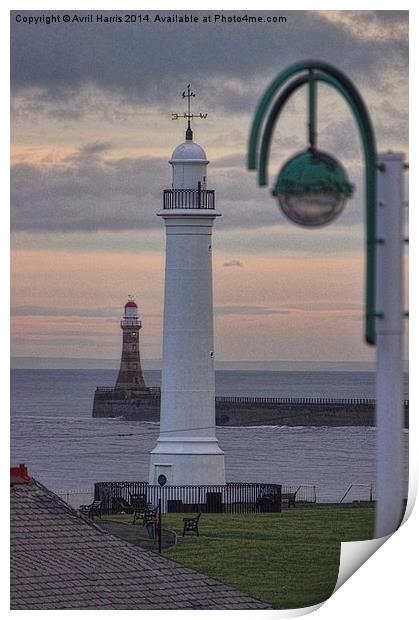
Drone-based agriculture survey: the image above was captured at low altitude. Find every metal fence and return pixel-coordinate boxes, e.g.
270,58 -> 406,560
339,483 -> 375,503
282,484 -> 317,503
57,482 -> 377,511
56,489 -> 93,509
94,388 -> 409,409
94,481 -> 283,514
215,396 -> 409,407
94,387 -> 159,400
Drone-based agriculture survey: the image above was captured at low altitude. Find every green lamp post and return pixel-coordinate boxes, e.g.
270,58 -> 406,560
248,60 -> 406,539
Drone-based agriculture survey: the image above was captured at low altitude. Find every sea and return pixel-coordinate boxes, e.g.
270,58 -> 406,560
10,369 -> 409,504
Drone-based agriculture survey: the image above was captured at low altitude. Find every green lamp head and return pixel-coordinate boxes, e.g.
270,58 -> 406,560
273,148 -> 354,227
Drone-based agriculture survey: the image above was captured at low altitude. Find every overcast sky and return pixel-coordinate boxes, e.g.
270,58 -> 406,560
10,10 -> 409,365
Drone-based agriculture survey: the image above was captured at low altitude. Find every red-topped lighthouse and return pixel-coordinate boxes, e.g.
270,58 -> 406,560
115,296 -> 148,391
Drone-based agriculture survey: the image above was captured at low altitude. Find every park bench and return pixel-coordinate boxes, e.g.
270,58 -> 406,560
131,493 -> 150,524
182,513 -> 201,537
130,493 -> 147,522
282,491 -> 297,508
79,499 -> 103,520
130,493 -> 147,510
133,500 -> 156,525
142,506 -> 159,539
256,492 -> 281,512
143,506 -> 158,525
112,496 -> 133,513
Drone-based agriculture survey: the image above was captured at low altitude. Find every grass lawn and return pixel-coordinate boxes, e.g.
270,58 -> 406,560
104,504 -> 374,609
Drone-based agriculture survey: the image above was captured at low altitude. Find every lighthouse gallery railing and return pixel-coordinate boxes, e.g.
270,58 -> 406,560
163,188 -> 215,209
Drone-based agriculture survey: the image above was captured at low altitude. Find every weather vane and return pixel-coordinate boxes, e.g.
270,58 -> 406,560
172,84 -> 208,140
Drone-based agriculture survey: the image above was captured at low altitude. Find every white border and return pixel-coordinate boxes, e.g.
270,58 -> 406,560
4,3 -> 415,618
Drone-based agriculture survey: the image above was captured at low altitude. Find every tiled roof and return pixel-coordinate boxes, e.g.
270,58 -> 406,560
10,480 -> 270,610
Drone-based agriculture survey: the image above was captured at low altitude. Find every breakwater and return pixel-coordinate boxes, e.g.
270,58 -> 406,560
92,387 -> 409,428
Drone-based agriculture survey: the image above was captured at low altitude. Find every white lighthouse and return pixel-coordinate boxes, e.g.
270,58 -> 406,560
149,90 -> 225,486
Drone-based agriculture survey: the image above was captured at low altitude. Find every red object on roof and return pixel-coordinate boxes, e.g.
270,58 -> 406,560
11,464 -> 32,485
125,301 -> 137,308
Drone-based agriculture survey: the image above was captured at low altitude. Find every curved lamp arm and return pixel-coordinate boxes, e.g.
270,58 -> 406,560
248,60 -> 378,345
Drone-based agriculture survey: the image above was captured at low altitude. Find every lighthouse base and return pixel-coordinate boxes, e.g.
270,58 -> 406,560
149,439 -> 225,486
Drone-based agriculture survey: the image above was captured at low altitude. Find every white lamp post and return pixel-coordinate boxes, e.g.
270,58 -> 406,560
375,152 -> 405,537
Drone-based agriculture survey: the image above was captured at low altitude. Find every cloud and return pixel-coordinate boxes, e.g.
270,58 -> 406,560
11,153 -> 168,232
11,145 -> 367,233
212,154 -> 246,169
11,305 -> 119,317
10,10 -> 408,235
281,301 -> 361,312
65,141 -> 113,162
215,305 -> 290,316
11,305 -> 164,321
10,145 -> 289,232
11,10 -> 408,116
223,259 -> 243,268
318,10 -> 408,42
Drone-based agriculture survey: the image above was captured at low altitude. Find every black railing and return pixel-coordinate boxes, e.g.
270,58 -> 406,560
94,387 -> 409,408
339,483 -> 375,503
217,396 -> 376,406
94,387 -> 159,401
163,188 -> 215,209
282,484 -> 317,503
95,481 -> 282,514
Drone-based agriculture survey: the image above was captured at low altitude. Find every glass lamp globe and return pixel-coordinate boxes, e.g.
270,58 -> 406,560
272,148 -> 354,227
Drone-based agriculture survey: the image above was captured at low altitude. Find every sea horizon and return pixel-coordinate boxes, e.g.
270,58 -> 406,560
10,356 -> 409,373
